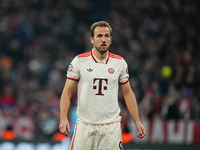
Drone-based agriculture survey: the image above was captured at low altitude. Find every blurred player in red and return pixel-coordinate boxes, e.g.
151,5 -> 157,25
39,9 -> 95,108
59,21 -> 146,150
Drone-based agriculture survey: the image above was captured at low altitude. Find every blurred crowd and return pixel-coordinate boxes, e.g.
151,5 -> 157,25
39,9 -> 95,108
0,0 -> 199,140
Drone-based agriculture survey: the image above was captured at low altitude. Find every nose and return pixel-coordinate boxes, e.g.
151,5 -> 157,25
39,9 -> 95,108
101,37 -> 106,42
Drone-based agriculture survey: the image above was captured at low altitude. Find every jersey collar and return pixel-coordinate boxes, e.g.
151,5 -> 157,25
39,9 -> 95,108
91,49 -> 109,64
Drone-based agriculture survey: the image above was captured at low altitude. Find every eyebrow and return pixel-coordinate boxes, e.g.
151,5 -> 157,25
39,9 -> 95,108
96,33 -> 110,37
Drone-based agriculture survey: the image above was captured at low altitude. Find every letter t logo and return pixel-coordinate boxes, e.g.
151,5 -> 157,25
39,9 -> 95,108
93,78 -> 108,96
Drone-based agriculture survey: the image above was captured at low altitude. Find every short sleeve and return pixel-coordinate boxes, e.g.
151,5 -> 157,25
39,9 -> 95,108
119,58 -> 129,84
66,56 -> 80,81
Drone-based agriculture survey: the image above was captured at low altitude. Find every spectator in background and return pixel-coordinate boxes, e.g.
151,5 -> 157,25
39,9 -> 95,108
0,86 -> 15,108
1,125 -> 15,140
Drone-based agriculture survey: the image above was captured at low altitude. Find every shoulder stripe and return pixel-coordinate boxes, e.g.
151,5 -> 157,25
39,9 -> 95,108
77,51 -> 91,58
110,53 -> 122,60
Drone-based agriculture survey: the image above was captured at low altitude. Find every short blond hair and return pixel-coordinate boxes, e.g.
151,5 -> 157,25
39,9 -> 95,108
90,21 -> 112,37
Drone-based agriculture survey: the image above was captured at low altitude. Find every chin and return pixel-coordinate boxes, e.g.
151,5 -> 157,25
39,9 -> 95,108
96,47 -> 108,53
100,49 -> 108,54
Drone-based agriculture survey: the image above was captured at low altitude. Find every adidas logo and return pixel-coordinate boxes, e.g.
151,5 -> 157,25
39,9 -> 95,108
87,68 -> 93,72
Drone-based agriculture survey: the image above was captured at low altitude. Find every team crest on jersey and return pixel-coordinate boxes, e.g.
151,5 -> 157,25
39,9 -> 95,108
108,68 -> 115,74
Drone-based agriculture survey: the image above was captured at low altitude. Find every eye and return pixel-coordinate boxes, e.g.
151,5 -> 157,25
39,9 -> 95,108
105,34 -> 110,37
97,34 -> 102,38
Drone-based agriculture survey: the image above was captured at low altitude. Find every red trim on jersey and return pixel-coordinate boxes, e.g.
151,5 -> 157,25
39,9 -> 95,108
77,51 -> 91,58
91,51 -> 110,64
91,51 -> 98,63
67,77 -> 79,81
119,79 -> 129,84
110,52 -> 123,60
70,124 -> 78,150
105,52 -> 110,64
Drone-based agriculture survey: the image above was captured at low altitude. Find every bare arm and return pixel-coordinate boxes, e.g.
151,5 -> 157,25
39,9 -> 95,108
59,79 -> 77,137
120,81 -> 146,138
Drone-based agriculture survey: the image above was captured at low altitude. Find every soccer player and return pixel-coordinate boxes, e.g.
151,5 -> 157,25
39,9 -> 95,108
59,21 -> 146,150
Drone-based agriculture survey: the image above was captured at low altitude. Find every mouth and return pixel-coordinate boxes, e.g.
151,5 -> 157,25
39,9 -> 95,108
101,44 -> 106,47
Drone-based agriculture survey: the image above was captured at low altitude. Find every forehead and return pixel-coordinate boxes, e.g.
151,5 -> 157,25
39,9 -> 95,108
94,26 -> 110,35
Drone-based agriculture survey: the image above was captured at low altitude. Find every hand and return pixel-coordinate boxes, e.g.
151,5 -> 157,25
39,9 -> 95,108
135,121 -> 146,139
59,119 -> 71,137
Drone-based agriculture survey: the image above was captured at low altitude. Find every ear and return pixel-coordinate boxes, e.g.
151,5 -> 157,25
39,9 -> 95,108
90,37 -> 94,44
110,37 -> 112,44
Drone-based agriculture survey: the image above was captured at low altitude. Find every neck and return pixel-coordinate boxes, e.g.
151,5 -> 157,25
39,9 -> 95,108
93,48 -> 108,61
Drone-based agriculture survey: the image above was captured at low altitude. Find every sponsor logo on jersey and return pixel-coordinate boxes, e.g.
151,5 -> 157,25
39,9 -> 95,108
67,64 -> 73,72
93,78 -> 108,96
108,68 -> 115,74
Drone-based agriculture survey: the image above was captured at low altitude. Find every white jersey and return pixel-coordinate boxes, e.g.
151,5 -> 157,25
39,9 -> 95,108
67,50 -> 129,124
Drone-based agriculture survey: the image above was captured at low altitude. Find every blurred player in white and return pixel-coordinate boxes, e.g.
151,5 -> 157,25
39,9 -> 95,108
59,21 -> 146,150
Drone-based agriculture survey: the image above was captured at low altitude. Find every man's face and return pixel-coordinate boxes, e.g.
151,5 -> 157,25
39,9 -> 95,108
90,26 -> 112,54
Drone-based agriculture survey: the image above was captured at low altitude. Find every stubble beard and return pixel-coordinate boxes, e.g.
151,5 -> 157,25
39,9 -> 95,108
95,45 -> 110,55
